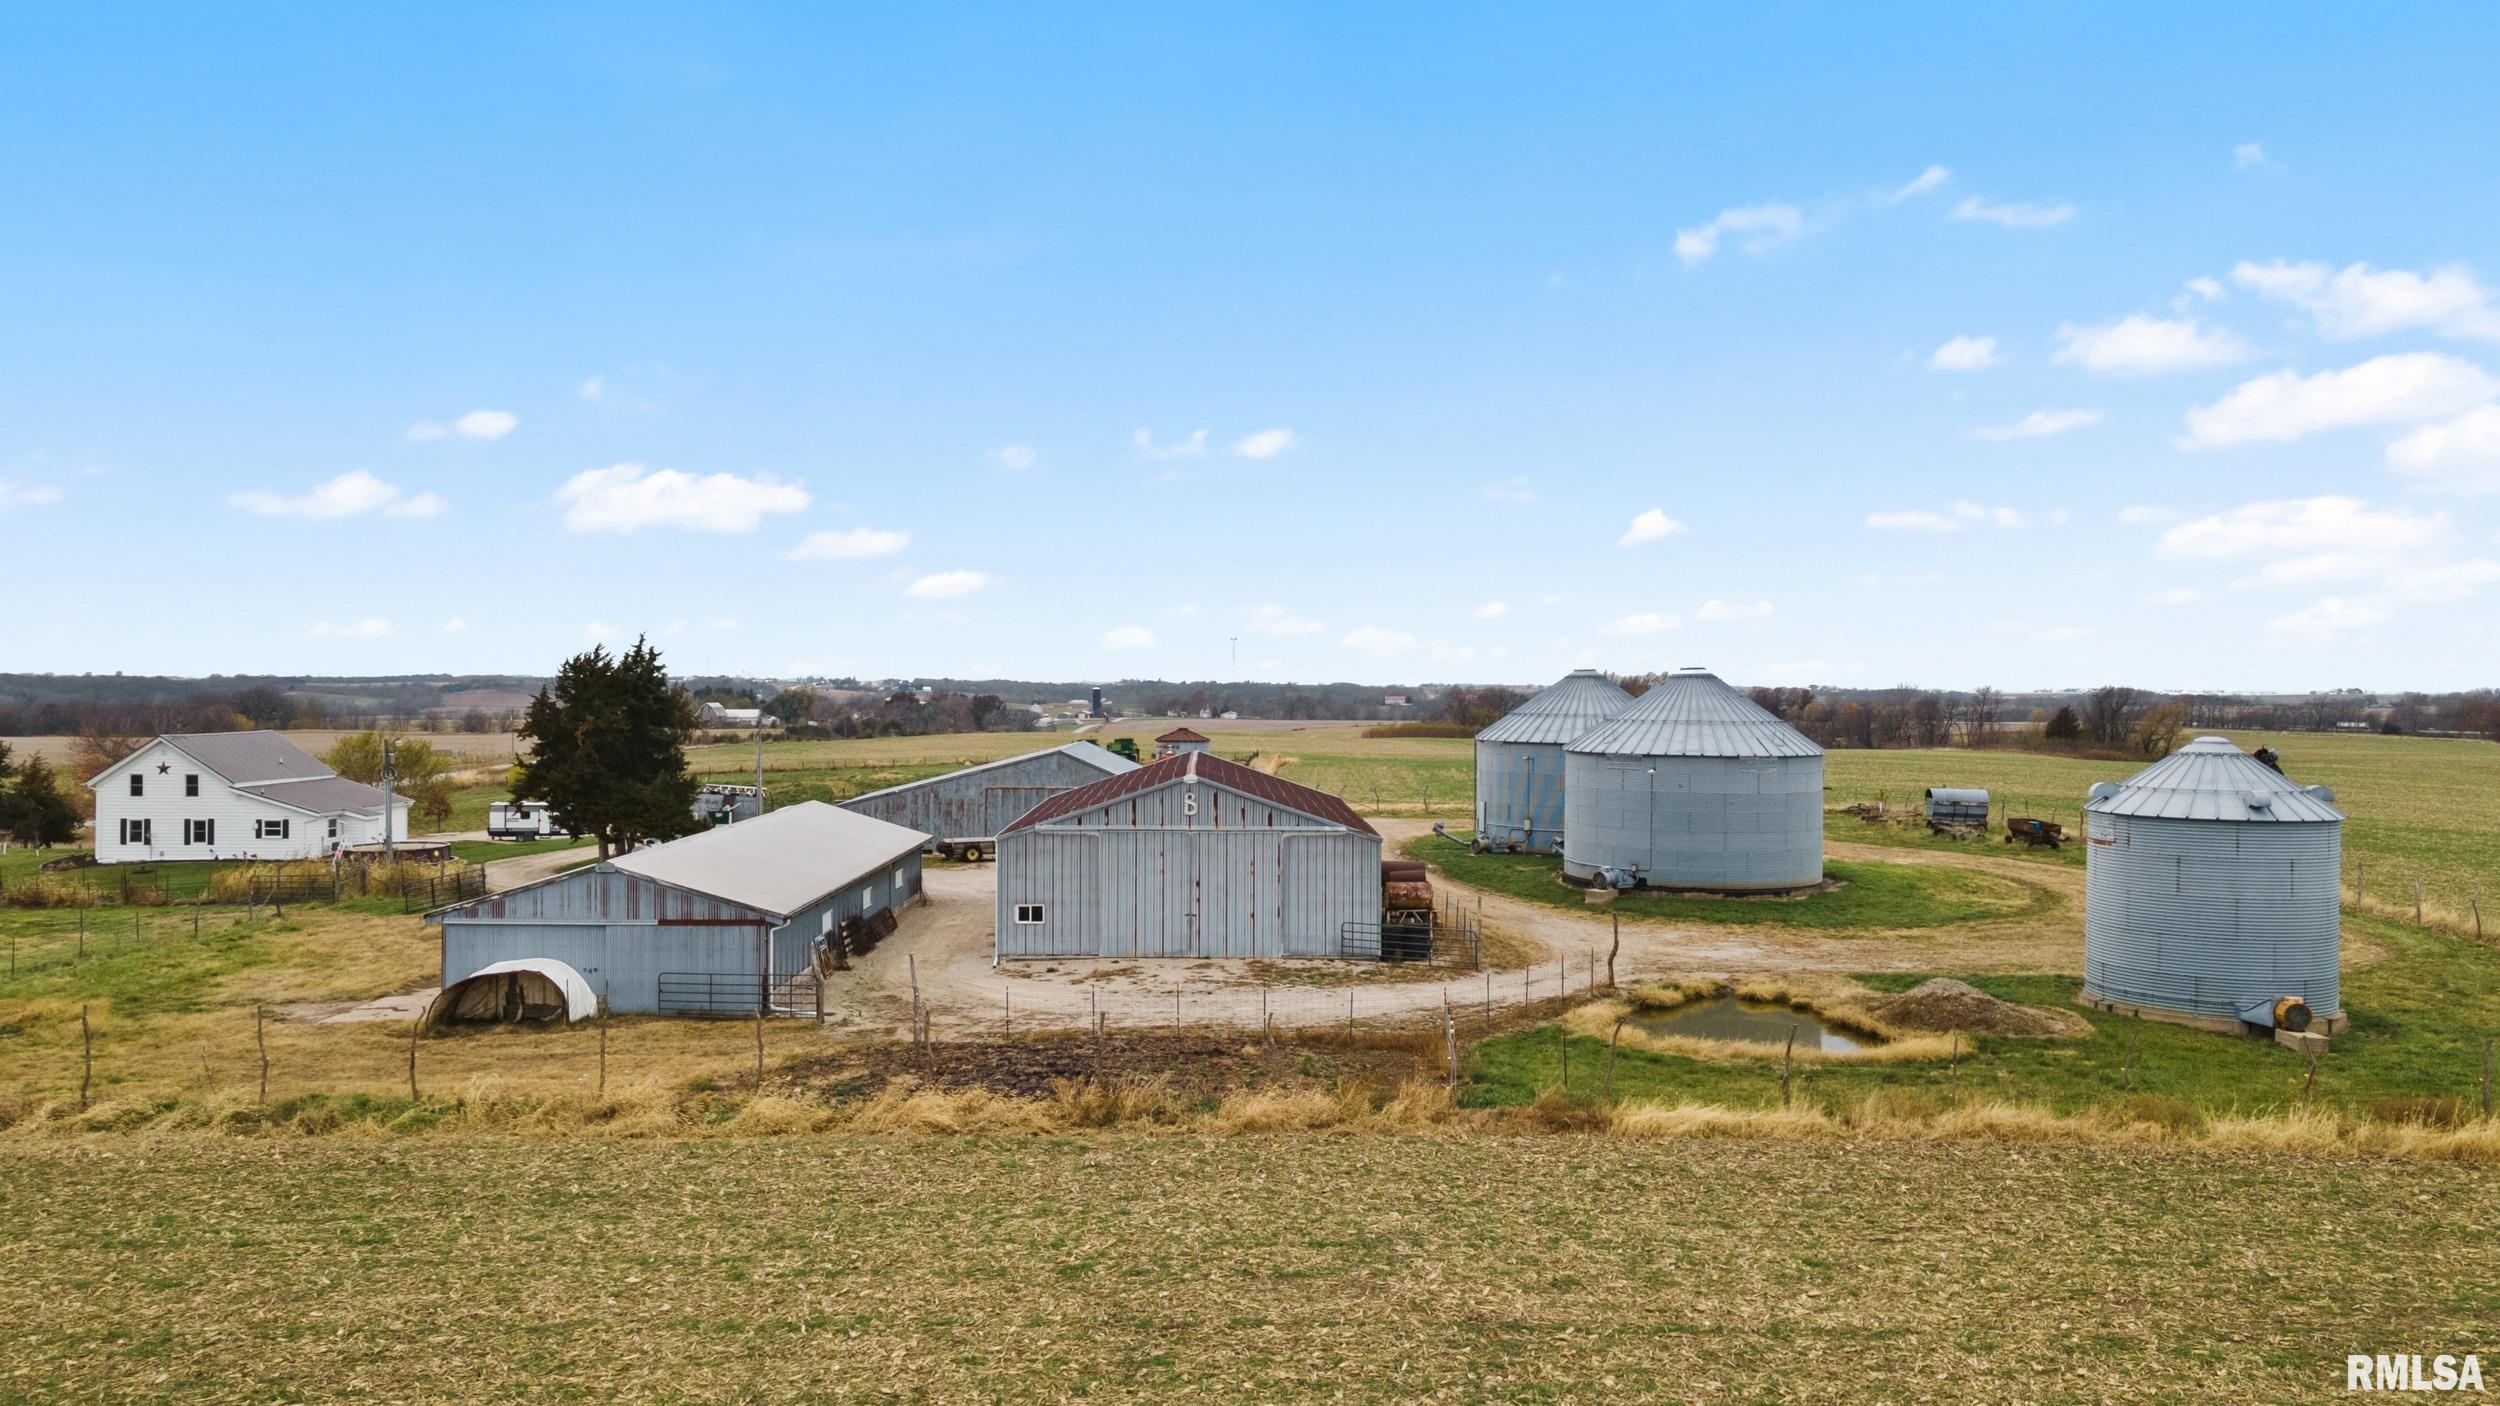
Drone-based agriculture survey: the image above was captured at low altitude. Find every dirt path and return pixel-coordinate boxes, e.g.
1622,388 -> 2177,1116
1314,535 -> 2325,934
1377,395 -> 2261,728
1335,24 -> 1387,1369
479,844 -> 597,892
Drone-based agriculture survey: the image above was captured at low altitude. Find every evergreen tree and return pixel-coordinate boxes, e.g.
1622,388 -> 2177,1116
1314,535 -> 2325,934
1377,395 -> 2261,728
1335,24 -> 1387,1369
2044,704 -> 2084,741
1,755 -> 81,847
515,638 -> 702,857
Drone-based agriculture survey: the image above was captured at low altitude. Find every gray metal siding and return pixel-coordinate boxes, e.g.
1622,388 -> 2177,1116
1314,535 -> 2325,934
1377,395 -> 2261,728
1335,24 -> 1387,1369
1475,739 -> 1570,853
2083,813 -> 2343,1019
1562,752 -> 1825,891
996,781 -> 1381,960
841,749 -> 1128,843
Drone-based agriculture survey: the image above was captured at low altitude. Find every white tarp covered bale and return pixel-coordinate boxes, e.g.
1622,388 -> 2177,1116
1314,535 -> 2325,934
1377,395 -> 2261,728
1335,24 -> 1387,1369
426,958 -> 600,1027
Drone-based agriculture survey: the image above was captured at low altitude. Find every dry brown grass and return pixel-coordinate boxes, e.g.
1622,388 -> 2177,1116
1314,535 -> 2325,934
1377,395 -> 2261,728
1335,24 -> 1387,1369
1582,977 -> 1962,1064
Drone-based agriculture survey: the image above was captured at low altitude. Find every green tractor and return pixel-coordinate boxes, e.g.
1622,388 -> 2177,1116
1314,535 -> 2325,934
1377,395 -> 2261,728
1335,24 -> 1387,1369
1104,737 -> 1144,763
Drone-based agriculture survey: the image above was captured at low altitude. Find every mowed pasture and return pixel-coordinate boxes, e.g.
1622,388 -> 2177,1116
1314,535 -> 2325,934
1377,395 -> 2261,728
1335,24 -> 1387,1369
5,1134 -> 2493,1403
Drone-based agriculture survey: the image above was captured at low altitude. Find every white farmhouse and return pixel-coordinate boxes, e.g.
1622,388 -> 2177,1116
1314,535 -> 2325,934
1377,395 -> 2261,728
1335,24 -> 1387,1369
86,732 -> 414,864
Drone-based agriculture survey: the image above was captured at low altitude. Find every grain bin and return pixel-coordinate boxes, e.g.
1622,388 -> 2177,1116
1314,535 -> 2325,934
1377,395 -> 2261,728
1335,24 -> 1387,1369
1562,668 -> 1825,892
2082,736 -> 2346,1032
1472,669 -> 1633,853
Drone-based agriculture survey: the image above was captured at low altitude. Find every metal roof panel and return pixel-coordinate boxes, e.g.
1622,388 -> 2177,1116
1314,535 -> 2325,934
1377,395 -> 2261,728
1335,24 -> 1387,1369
2085,736 -> 2345,823
1475,669 -> 1635,746
1565,669 -> 1823,759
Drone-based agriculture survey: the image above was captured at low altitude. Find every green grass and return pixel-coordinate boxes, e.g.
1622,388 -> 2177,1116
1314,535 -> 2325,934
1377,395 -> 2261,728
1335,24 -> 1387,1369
2,1135 -> 2489,1402
1408,829 -> 2055,930
445,836 -> 590,865
1469,912 -> 2500,1120
0,908 -> 293,1016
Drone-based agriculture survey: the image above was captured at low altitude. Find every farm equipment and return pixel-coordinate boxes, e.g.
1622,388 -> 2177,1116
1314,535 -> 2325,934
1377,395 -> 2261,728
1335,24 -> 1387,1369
1924,787 -> 1990,835
1381,859 -> 1434,961
2003,817 -> 2065,849
1103,737 -> 1144,763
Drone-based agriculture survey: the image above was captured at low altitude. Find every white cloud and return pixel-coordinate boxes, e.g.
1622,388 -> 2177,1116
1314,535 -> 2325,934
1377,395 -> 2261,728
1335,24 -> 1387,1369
993,444 -> 1037,471
2386,406 -> 2500,494
2145,588 -> 2203,607
583,622 -> 618,642
555,464 -> 809,533
2180,276 -> 2228,306
1618,508 -> 1685,546
407,409 -> 518,442
1927,334 -> 2001,371
1970,408 -> 2103,441
2267,597 -> 2387,636
1952,500 -> 2024,528
2386,558 -> 2500,601
1338,625 -> 1421,655
1865,509 -> 1961,532
2117,505 -> 2181,525
441,616 -> 468,634
230,470 -> 446,520
2238,551 -> 2381,587
1694,598 -> 1774,622
1473,601 -> 1508,620
2231,259 -> 2500,341
2159,496 -> 2449,561
2180,353 -> 2499,448
1132,428 -> 1208,461
1481,477 -> 1537,504
578,375 -> 604,402
1247,604 -> 1325,636
1597,612 -> 1679,636
906,570 -> 989,600
2053,315 -> 2249,374
1232,428 -> 1300,459
1099,625 -> 1157,651
2232,141 -> 2274,171
0,480 -> 66,512
308,617 -> 394,639
1889,165 -> 1951,202
1674,203 -> 1804,265
1952,196 -> 2074,229
787,526 -> 911,560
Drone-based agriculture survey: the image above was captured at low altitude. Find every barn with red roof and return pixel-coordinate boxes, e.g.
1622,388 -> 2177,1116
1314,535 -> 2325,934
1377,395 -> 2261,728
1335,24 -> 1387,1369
995,751 -> 1381,959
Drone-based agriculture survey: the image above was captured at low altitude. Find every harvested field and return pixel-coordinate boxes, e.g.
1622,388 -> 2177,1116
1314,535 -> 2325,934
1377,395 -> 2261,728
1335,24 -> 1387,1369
787,1030 -> 1430,1101
3,1135 -> 2494,1402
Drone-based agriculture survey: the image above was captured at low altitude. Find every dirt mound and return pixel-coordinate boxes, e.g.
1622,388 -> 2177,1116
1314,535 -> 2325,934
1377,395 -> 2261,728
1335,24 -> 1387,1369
1869,979 -> 2089,1038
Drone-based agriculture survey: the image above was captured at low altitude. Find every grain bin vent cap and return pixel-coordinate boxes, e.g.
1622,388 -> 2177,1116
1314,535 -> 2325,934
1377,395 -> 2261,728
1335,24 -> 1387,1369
2085,736 -> 2344,823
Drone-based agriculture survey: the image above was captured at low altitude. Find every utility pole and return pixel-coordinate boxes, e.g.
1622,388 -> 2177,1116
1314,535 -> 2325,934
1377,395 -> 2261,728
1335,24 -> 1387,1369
751,711 -> 765,820
380,736 -> 398,862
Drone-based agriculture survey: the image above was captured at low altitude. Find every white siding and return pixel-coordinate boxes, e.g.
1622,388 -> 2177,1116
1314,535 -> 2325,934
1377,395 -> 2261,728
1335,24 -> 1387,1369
89,737 -> 411,864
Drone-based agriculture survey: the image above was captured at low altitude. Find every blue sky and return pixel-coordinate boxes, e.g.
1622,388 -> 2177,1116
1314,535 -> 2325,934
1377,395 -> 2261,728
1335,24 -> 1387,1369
5,5 -> 2499,691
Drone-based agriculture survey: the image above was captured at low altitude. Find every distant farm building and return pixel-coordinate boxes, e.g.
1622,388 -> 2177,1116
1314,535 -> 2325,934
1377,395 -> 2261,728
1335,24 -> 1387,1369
1473,669 -> 1633,854
995,752 -> 1382,960
1563,668 -> 1826,893
2082,737 -> 2346,1037
432,801 -> 929,1015
697,701 -> 764,728
837,742 -> 1138,855
1154,727 -> 1212,758
86,731 -> 414,864
693,783 -> 764,826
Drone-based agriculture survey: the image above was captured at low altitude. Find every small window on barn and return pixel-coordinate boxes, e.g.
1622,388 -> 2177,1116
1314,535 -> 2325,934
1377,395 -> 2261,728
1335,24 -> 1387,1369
185,774 -> 200,797
1014,903 -> 1045,924
130,774 -> 144,797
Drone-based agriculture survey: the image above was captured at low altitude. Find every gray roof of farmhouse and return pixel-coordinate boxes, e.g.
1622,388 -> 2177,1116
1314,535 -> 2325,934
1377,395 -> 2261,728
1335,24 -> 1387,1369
161,731 -> 334,785
241,776 -> 398,816
608,800 -> 931,917
1475,669 -> 1635,747
1566,668 -> 1824,760
2086,736 -> 2344,824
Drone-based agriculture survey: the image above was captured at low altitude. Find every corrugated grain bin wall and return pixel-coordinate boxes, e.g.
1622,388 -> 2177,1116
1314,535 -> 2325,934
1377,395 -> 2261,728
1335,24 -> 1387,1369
1472,669 -> 1633,853
2083,736 -> 2344,1022
1561,668 -> 1825,892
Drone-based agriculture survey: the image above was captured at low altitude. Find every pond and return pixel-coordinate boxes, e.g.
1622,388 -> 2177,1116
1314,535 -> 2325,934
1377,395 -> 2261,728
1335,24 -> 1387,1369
1627,995 -> 1870,1053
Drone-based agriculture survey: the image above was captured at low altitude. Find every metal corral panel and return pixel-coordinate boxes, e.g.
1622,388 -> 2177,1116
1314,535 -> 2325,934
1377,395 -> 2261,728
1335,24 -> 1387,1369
1561,752 -> 1825,891
1473,670 -> 1632,852
840,743 -> 1137,844
2083,811 -> 2343,1020
996,767 -> 1381,960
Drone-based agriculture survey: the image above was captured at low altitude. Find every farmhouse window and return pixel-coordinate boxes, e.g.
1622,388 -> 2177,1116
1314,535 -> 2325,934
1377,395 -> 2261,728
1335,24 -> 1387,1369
184,818 -> 215,846
184,774 -> 200,797
327,819 -> 339,840
119,818 -> 154,846
1014,903 -> 1045,924
256,819 -> 291,840
129,774 -> 144,797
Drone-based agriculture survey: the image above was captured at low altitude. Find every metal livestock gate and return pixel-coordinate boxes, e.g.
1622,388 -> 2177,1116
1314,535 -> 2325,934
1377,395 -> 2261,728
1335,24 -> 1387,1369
840,743 -> 1137,848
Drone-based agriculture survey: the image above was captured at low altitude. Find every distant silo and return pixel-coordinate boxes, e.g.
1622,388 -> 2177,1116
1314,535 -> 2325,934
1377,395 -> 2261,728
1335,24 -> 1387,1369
1472,669 -> 1632,853
2082,736 -> 2345,1033
1562,668 -> 1825,892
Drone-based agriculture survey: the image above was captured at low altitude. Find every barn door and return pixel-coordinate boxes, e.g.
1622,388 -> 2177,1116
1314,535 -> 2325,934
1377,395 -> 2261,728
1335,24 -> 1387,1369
1278,839 -> 1338,958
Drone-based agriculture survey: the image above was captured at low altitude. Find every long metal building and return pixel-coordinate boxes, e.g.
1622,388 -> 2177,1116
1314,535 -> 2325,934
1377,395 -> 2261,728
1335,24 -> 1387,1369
1473,668 -> 1632,853
839,742 -> 1137,853
994,751 -> 1381,960
2082,736 -> 2346,1033
1562,667 -> 1826,892
431,801 -> 930,1014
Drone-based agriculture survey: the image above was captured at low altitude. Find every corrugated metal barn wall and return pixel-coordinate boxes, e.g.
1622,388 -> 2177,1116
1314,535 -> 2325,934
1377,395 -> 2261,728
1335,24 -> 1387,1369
1562,753 -> 1826,891
996,784 -> 1381,959
438,852 -> 925,1013
841,750 -> 1124,844
2083,813 -> 2342,1019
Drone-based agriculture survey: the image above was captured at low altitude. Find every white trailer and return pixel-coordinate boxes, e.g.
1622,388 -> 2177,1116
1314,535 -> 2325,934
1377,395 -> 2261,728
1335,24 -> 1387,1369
486,800 -> 574,841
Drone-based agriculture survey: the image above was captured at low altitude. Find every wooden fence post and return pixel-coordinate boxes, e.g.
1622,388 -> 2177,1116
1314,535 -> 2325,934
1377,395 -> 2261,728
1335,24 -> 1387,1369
80,1005 -> 93,1111
1443,999 -> 1458,1085
908,954 -> 922,1051
1605,1018 -> 1624,1104
597,992 -> 608,1097
2480,1037 -> 2493,1119
753,1005 -> 764,1087
1949,1031 -> 1960,1089
1608,914 -> 1619,989
1780,1026 -> 1796,1108
407,1017 -> 420,1099
255,1004 -> 269,1104
2415,876 -> 2424,925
